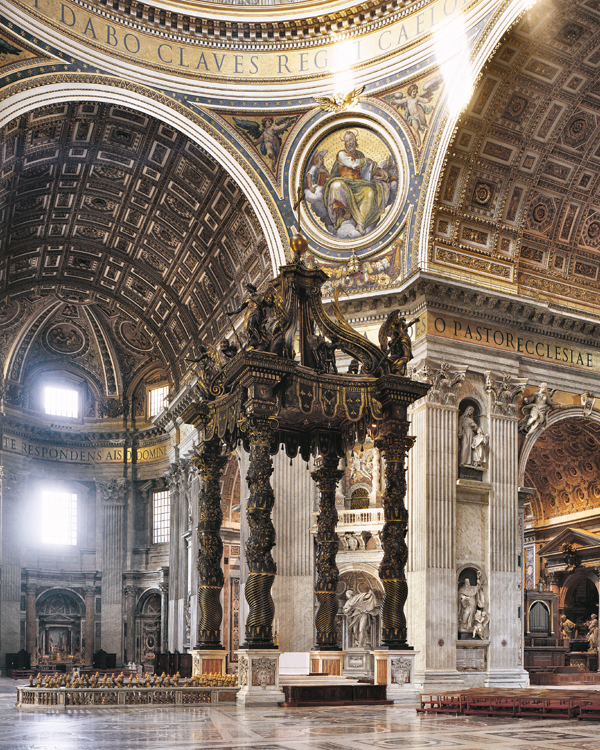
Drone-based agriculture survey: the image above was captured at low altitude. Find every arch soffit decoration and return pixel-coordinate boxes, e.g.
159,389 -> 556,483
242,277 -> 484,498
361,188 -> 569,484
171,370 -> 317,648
0,85 -> 282,395
430,0 -> 600,306
338,562 -> 384,594
36,587 -> 85,612
136,588 -> 161,616
520,409 -> 600,524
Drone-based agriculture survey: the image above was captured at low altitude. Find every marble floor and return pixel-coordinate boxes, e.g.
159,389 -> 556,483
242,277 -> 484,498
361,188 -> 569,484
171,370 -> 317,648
2,678 -> 600,750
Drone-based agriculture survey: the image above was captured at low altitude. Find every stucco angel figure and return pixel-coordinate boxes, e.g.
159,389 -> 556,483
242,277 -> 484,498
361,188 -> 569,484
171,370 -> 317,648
458,571 -> 485,634
518,383 -> 562,434
378,310 -> 418,376
391,76 -> 442,147
343,588 -> 380,649
233,116 -> 295,167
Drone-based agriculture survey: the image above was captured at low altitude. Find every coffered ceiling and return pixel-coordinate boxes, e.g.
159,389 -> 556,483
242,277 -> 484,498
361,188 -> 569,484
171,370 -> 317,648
0,102 -> 271,398
524,417 -> 600,523
431,0 -> 600,313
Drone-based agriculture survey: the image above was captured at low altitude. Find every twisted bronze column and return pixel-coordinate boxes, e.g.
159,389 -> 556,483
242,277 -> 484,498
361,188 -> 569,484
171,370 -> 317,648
192,436 -> 228,649
376,430 -> 415,649
311,455 -> 344,650
243,418 -> 277,648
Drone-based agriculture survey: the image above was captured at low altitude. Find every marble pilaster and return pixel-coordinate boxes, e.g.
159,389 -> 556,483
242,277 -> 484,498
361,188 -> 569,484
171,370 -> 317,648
97,479 -> 129,663
407,363 -> 465,691
485,393 -> 529,687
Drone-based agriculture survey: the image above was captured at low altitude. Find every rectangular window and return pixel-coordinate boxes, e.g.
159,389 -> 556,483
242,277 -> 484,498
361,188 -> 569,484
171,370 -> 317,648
148,385 -> 169,417
42,491 -> 77,545
153,491 -> 170,544
44,386 -> 78,418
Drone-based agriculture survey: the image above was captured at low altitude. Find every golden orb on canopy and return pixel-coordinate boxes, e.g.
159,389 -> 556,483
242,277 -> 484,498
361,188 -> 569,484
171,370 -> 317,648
290,232 -> 308,258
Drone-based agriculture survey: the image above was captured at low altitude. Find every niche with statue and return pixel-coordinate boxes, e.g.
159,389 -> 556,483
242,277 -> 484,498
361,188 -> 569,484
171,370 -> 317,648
457,399 -> 488,481
458,567 -> 489,640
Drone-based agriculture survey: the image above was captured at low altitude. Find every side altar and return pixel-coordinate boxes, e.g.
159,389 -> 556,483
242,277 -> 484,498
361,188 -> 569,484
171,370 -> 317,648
163,231 -> 429,705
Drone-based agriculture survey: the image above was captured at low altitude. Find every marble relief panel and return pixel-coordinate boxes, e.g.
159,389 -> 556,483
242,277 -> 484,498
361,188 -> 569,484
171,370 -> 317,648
456,501 -> 487,564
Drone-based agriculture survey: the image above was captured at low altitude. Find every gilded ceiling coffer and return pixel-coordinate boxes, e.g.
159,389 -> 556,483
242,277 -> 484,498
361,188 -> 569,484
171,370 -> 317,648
178,233 -> 429,652
191,434 -> 228,650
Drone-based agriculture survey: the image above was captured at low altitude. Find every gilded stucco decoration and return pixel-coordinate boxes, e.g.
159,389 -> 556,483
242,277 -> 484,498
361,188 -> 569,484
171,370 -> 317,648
524,418 -> 600,522
431,0 -> 600,312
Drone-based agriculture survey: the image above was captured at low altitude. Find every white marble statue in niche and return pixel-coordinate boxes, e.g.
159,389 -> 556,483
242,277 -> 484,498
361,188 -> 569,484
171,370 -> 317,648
343,588 -> 380,649
458,405 -> 488,469
458,570 -> 489,640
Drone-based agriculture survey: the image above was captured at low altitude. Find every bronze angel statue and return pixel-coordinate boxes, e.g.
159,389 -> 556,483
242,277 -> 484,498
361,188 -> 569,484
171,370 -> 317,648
227,282 -> 290,356
185,343 -> 222,400
233,116 -> 295,166
378,310 -> 419,376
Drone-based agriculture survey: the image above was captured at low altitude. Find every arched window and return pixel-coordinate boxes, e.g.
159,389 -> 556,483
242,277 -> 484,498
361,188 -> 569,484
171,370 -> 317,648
529,601 -> 550,633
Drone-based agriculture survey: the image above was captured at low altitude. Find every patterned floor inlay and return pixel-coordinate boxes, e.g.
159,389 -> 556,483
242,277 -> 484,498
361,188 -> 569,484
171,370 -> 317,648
2,679 -> 600,750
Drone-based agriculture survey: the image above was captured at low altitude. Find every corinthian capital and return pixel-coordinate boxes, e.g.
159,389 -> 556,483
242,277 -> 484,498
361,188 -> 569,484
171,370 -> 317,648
485,371 -> 527,416
412,361 -> 467,405
96,478 -> 130,504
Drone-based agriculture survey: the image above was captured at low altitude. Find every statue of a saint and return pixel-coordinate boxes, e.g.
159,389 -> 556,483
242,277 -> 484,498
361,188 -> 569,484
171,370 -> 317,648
471,428 -> 489,468
343,588 -> 380,649
458,571 -> 485,634
458,406 -> 478,466
560,613 -> 577,641
519,383 -> 561,434
587,614 -> 598,651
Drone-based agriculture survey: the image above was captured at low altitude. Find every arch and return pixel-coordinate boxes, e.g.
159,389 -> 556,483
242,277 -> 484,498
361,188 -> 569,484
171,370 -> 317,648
519,410 -> 600,523
560,569 -> 599,611
519,407 -> 600,485
36,588 -> 85,614
136,588 -> 161,617
419,0 -> 533,267
527,600 -> 550,634
0,79 -> 285,272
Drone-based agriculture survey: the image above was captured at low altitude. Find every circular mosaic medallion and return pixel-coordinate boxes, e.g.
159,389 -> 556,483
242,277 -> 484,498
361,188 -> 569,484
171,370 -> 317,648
295,116 -> 407,257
